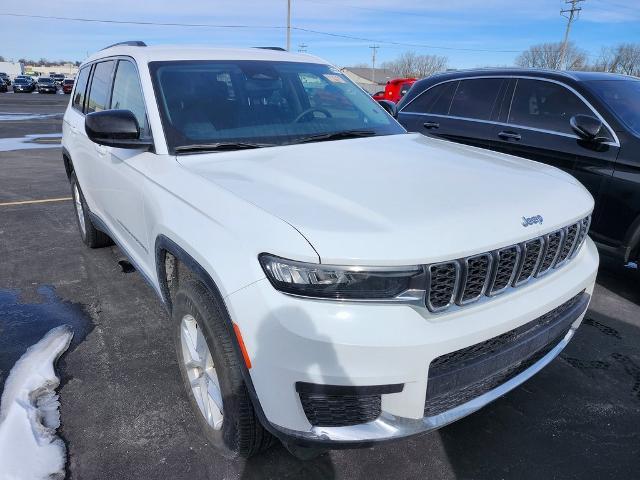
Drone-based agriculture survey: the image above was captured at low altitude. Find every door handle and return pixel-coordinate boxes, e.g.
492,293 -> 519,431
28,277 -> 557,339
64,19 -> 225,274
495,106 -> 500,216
423,121 -> 440,130
70,125 -> 79,135
498,131 -> 521,141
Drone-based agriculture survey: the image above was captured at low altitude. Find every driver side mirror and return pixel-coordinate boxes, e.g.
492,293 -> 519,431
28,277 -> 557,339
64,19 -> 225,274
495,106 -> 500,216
85,110 -> 153,149
377,100 -> 397,118
570,114 -> 608,143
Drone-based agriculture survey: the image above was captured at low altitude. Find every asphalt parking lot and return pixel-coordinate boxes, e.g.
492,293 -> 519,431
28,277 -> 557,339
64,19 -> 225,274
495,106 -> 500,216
0,93 -> 639,480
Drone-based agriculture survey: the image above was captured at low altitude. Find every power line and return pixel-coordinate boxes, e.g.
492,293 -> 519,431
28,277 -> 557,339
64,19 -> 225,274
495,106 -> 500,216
559,0 -> 585,69
0,12 -> 526,54
0,12 -> 285,29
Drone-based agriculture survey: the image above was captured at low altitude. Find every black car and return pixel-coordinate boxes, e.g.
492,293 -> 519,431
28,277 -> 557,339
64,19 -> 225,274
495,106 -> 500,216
396,69 -> 640,266
0,72 -> 10,86
16,75 -> 36,85
0,81 -> 6,93
37,77 -> 58,93
12,77 -> 35,93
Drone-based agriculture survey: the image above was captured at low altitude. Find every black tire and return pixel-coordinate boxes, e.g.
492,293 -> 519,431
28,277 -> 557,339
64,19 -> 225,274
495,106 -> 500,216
70,173 -> 112,248
173,279 -> 274,458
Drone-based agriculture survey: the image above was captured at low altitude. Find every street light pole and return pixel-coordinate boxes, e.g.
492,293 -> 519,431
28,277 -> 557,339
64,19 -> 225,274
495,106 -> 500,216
286,0 -> 291,51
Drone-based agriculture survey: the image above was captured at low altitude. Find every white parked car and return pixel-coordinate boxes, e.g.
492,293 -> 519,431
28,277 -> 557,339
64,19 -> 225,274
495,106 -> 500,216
62,41 -> 599,458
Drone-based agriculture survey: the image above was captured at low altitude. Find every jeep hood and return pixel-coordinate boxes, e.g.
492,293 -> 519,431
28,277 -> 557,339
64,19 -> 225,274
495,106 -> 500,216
177,134 -> 593,265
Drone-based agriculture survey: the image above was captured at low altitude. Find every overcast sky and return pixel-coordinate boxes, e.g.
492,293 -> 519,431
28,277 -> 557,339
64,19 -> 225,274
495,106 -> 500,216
1,0 -> 638,68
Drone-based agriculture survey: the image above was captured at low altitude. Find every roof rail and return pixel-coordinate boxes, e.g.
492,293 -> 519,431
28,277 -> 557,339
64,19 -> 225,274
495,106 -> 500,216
254,47 -> 286,51
101,41 -> 147,51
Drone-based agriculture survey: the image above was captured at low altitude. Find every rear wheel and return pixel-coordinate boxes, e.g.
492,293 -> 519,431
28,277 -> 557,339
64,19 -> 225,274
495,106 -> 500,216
70,173 -> 112,248
173,279 -> 274,458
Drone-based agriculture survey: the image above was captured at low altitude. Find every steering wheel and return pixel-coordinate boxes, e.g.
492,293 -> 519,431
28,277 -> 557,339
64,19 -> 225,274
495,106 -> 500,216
294,107 -> 333,123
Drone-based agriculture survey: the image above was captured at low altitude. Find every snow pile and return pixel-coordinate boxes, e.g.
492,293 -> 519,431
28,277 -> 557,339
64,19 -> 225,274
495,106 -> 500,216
0,325 -> 73,480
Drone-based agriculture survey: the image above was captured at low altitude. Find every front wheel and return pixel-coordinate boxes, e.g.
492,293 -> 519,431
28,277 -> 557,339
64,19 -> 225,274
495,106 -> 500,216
173,279 -> 274,458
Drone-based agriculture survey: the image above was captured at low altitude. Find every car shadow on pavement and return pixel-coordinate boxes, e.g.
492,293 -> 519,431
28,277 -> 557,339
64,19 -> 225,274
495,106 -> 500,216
240,443 -> 335,480
436,270 -> 640,480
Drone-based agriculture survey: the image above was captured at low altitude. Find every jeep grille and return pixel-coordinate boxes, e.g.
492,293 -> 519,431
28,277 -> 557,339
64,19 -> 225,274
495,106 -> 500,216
425,215 -> 591,313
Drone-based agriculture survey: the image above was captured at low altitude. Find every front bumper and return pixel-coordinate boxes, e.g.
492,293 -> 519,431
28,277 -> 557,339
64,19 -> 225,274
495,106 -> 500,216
225,238 -> 598,445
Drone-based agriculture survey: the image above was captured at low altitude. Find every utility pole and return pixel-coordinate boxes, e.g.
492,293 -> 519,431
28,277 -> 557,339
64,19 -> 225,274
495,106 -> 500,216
286,0 -> 292,51
369,45 -> 379,84
298,43 -> 308,53
559,0 -> 585,69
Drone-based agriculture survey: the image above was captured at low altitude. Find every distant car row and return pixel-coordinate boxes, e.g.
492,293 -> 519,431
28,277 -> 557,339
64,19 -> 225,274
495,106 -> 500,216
0,72 -> 74,94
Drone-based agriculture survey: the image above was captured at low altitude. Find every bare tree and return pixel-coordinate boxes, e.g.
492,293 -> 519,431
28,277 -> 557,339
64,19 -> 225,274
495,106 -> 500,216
381,51 -> 448,78
515,42 -> 587,70
592,43 -> 640,76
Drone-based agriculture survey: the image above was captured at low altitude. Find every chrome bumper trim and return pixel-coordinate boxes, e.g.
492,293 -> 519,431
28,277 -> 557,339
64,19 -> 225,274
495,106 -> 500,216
272,328 -> 575,444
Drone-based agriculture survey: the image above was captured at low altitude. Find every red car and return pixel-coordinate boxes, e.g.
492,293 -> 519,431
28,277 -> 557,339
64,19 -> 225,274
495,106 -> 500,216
62,78 -> 74,94
372,77 -> 417,103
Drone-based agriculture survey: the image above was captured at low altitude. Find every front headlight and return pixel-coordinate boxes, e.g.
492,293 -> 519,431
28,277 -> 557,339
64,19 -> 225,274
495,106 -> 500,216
259,253 -> 424,300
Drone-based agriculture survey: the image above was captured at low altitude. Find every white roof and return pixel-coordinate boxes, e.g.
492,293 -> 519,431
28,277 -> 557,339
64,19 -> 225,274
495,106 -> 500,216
84,44 -> 327,66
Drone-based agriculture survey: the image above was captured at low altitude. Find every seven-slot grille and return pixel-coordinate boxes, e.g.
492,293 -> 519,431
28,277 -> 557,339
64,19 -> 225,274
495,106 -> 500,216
425,215 -> 591,313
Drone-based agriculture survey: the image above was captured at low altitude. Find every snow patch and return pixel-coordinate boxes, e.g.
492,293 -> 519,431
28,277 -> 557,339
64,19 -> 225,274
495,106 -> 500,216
0,134 -> 61,152
0,325 -> 73,480
0,113 -> 63,121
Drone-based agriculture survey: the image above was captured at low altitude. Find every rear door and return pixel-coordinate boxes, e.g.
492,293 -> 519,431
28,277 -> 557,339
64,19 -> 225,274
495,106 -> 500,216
398,77 -> 508,152
497,78 -> 619,234
63,64 -> 92,195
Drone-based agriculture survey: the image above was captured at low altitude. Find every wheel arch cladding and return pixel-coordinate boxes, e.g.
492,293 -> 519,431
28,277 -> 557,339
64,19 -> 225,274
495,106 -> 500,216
153,233 -> 284,440
62,147 -> 73,180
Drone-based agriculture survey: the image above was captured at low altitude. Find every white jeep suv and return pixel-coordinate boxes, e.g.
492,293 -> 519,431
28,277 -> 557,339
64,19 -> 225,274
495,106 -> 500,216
62,42 -> 599,457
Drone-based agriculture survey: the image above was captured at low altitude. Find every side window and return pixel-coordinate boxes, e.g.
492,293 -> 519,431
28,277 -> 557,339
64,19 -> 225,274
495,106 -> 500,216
449,78 -> 505,121
110,60 -> 149,136
508,79 -> 594,135
72,66 -> 91,113
86,60 -> 115,114
402,81 -> 457,115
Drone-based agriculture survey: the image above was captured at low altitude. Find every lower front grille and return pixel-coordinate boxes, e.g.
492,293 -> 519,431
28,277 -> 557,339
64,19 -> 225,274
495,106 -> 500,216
424,291 -> 588,417
299,392 -> 381,427
424,338 -> 560,417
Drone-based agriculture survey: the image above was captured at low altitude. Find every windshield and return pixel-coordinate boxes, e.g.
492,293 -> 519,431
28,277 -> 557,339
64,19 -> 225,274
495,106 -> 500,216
39,78 -> 54,83
149,60 -> 404,152
585,79 -> 640,136
15,79 -> 28,84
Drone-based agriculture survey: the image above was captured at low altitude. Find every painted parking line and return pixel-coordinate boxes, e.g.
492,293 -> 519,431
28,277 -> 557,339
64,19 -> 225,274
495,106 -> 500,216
0,197 -> 72,207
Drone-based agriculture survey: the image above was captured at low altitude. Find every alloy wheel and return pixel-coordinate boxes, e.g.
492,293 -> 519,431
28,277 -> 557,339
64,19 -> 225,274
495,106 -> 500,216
180,314 -> 224,430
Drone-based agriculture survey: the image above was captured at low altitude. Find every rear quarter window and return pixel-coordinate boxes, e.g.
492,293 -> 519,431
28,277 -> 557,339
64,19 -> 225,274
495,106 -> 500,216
402,81 -> 458,115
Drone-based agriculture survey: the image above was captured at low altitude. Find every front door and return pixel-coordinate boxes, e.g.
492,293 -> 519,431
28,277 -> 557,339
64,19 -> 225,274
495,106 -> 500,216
494,78 -> 619,236
95,59 -> 154,270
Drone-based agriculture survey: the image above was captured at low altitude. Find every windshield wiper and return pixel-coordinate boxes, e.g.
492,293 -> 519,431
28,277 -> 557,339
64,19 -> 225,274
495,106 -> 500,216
287,129 -> 377,145
175,142 -> 272,154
